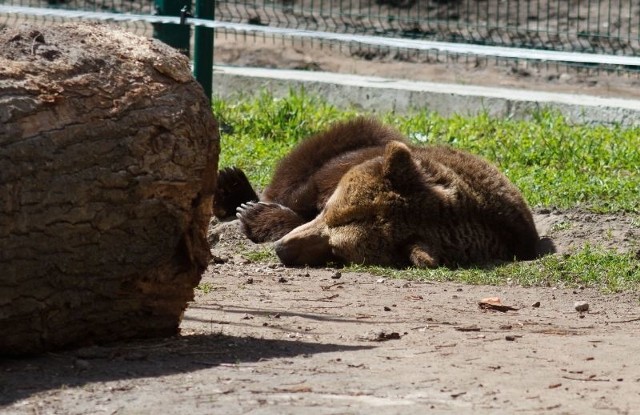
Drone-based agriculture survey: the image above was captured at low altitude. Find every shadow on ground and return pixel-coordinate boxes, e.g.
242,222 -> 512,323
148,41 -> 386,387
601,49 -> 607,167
0,333 -> 373,406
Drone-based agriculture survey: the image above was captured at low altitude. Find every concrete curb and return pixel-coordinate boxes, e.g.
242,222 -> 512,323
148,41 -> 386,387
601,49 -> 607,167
213,65 -> 640,126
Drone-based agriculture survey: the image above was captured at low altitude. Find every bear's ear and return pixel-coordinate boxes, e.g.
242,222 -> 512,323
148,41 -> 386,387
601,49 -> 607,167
407,242 -> 439,268
382,141 -> 422,193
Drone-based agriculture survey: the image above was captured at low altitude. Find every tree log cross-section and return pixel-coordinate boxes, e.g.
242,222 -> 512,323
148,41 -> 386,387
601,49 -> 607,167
0,23 -> 220,355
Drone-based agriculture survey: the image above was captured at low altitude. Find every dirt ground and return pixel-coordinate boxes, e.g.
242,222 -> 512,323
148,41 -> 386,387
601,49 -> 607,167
2,209 -> 639,414
213,35 -> 640,100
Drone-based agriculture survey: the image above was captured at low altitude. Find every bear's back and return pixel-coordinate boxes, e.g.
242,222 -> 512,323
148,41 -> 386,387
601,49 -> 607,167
414,145 -> 539,262
264,118 -> 408,218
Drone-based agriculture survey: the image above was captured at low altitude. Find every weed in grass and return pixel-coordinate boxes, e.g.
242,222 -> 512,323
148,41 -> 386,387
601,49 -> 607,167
549,221 -> 573,233
196,282 -> 215,295
605,228 -> 614,241
241,248 -> 278,263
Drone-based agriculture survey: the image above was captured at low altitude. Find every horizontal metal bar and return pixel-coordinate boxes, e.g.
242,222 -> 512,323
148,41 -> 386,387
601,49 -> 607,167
3,5 -> 640,67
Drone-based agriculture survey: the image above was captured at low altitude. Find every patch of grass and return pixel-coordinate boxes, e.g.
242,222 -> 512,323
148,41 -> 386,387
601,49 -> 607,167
347,247 -> 640,292
196,282 -> 215,295
549,221 -> 573,232
241,247 -> 279,263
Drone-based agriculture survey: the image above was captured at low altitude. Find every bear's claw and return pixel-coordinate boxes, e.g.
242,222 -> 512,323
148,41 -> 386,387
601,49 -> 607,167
236,201 -> 306,243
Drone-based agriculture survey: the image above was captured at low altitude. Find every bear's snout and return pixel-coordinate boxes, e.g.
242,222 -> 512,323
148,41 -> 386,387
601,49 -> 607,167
274,218 -> 337,266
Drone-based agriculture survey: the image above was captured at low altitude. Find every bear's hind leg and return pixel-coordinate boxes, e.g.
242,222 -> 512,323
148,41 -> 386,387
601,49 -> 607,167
237,202 -> 307,243
213,167 -> 259,219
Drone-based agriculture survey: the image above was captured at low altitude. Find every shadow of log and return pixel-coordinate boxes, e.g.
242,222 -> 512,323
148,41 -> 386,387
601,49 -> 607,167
0,333 -> 374,406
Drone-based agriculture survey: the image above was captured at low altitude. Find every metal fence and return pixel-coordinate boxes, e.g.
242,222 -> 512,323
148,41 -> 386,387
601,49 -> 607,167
0,0 -> 155,15
0,1 -> 156,36
214,0 -> 640,55
2,0 -> 640,77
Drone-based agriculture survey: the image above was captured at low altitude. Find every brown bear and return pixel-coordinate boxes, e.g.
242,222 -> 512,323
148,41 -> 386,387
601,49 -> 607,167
213,117 -> 540,268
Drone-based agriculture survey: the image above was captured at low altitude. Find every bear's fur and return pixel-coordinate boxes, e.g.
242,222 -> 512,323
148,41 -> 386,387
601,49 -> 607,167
213,117 -> 540,268
213,167 -> 259,219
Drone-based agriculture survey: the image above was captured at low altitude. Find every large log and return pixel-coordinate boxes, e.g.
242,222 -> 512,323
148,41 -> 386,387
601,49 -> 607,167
0,23 -> 219,355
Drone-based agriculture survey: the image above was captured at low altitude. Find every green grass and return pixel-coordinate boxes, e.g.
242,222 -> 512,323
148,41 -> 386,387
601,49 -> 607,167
196,282 -> 216,295
347,247 -> 640,293
213,89 -> 640,291
241,248 -> 279,263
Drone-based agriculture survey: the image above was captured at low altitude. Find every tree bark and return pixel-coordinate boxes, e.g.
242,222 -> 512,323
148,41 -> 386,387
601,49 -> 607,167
0,23 -> 219,355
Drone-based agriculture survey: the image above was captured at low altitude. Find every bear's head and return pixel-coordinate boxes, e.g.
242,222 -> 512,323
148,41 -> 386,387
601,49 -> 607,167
274,141 -> 443,268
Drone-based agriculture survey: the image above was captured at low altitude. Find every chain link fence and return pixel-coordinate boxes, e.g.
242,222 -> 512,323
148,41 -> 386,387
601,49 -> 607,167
0,0 -> 155,15
2,0 -> 640,72
0,0 -> 156,35
214,0 -> 640,55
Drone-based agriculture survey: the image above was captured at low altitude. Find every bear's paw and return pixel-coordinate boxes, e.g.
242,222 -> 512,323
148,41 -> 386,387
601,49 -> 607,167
237,202 -> 306,243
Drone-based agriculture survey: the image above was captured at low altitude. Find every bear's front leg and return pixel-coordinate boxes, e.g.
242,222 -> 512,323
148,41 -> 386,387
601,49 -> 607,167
213,167 -> 259,219
237,202 -> 307,243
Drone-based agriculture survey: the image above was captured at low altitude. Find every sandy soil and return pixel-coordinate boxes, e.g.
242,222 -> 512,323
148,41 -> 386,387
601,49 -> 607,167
213,35 -> 640,100
2,209 -> 639,414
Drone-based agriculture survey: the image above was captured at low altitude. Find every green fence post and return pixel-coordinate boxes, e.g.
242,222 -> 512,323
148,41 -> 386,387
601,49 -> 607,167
153,0 -> 191,56
193,0 -> 214,102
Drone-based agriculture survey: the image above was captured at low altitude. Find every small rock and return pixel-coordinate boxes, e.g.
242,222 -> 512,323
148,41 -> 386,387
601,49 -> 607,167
559,73 -> 572,81
331,271 -> 342,279
383,306 -> 392,311
574,301 -> 589,312
278,276 -> 288,283
246,277 -> 254,284
211,254 -> 227,264
361,330 -> 402,342
532,301 -> 541,308
505,335 -> 516,341
376,278 -> 386,283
